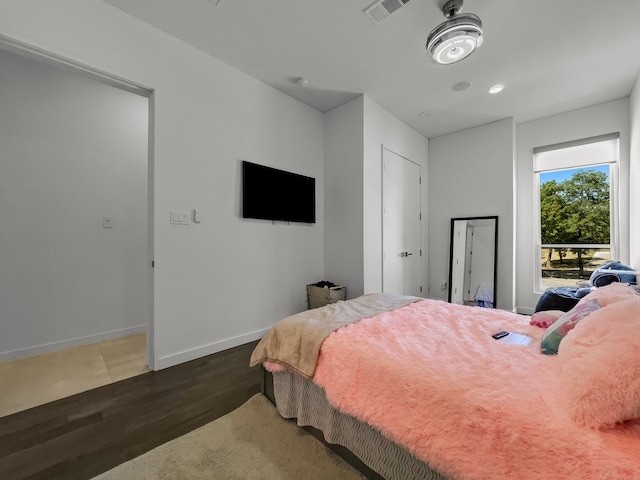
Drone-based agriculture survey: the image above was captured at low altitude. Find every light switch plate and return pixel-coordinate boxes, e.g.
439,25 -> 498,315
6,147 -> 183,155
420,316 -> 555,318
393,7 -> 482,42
170,210 -> 190,225
103,215 -> 113,228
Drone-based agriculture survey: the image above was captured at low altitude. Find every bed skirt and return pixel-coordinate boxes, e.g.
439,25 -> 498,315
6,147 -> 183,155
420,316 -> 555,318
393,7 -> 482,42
272,370 -> 449,480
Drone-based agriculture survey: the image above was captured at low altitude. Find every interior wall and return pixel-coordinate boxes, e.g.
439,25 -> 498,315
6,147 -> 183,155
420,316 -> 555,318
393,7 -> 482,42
323,95 -> 428,298
0,49 -> 148,361
324,97 -> 364,299
0,0 -> 325,369
515,98 -> 631,313
428,118 -> 515,311
362,96 -> 429,295
630,74 -> 640,272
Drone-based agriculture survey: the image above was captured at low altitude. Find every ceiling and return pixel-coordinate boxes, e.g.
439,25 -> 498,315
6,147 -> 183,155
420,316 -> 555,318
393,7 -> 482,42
103,0 -> 640,139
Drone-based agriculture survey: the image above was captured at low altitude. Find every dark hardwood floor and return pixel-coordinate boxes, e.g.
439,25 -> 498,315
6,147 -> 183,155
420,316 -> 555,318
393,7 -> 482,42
0,340 -> 262,480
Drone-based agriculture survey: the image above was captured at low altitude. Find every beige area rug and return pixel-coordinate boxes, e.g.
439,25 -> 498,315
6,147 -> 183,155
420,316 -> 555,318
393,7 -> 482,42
93,393 -> 366,480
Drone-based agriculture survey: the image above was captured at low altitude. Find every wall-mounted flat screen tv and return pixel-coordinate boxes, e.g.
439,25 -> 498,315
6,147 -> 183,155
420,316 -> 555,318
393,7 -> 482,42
242,161 -> 316,223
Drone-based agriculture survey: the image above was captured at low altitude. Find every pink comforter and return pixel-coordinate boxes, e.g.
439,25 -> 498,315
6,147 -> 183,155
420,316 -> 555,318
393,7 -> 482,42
313,299 -> 640,480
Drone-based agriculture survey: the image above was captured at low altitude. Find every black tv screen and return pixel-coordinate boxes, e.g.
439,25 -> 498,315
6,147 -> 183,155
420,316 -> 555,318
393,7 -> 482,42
242,161 -> 316,223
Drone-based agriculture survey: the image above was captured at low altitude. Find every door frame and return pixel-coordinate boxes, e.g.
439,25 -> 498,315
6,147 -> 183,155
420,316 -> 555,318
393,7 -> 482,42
0,34 -> 157,369
381,146 -> 422,295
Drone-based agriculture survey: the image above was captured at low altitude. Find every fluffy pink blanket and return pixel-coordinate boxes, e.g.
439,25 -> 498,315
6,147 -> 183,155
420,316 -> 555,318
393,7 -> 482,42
313,299 -> 640,480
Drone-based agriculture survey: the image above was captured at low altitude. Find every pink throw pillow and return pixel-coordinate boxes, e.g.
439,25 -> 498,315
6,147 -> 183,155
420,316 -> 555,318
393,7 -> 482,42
530,310 -> 564,329
558,296 -> 640,429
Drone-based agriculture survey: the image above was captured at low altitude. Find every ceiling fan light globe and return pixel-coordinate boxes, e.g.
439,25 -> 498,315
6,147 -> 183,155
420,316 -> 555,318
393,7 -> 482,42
432,35 -> 478,64
426,13 -> 483,65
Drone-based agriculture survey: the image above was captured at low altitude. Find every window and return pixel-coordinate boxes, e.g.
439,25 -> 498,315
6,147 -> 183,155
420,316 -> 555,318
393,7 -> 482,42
533,134 -> 619,291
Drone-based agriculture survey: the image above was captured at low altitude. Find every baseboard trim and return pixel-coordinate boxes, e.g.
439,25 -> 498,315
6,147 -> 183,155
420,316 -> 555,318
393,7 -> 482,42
0,325 -> 147,362
516,306 -> 535,315
155,328 -> 269,370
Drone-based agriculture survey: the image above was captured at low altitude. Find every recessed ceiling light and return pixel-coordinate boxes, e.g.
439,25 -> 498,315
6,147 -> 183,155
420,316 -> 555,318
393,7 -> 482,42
452,81 -> 471,92
488,84 -> 505,94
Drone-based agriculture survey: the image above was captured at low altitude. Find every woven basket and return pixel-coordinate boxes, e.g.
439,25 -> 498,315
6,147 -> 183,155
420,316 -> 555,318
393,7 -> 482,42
306,284 -> 346,309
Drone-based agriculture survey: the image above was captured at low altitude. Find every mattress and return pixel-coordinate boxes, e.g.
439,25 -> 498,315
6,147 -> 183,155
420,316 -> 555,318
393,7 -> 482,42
257,291 -> 640,479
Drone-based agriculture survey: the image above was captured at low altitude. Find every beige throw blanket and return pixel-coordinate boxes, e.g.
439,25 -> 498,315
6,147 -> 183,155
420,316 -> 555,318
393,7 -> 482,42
249,293 -> 420,378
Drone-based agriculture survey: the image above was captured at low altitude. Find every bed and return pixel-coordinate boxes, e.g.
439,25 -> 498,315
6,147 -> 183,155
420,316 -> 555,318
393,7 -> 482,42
250,285 -> 640,480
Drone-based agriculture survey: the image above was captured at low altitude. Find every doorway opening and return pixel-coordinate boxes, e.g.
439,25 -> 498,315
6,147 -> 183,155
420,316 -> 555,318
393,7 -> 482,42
0,38 -> 154,417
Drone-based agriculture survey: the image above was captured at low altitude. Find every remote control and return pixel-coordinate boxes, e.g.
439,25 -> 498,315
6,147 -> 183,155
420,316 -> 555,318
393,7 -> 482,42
492,330 -> 509,340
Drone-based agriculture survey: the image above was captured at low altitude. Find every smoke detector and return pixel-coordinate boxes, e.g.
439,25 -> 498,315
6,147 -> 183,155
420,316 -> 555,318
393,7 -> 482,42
426,0 -> 483,65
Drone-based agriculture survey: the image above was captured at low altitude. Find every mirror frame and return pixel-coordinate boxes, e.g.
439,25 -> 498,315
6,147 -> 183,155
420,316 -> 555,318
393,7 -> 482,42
448,215 -> 498,308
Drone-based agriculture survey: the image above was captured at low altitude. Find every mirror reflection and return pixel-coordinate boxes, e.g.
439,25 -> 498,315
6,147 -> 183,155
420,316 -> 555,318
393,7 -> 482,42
448,216 -> 498,308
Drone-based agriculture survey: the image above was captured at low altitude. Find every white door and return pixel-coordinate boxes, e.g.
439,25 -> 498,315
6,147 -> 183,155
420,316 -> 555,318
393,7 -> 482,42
382,148 -> 422,295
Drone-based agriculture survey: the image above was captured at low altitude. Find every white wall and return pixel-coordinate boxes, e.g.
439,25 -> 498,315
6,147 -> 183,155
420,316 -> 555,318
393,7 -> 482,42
324,95 -> 429,298
515,98 -> 631,313
0,49 -> 149,360
324,97 -> 364,298
0,0 -> 325,369
363,96 -> 429,295
630,75 -> 640,272
428,119 -> 515,311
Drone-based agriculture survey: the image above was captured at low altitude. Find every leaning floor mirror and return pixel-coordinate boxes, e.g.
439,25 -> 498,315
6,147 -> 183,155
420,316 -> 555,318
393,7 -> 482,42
448,216 -> 498,308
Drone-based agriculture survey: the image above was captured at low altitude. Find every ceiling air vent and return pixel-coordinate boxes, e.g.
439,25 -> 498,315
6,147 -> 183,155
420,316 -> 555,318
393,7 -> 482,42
364,0 -> 412,24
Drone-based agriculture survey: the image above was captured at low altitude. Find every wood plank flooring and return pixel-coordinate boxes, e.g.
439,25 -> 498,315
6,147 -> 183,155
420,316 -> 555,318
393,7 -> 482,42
0,341 -> 262,480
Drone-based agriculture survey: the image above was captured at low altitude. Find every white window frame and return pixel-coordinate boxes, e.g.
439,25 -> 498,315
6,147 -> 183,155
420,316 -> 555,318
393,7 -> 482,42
532,133 -> 620,293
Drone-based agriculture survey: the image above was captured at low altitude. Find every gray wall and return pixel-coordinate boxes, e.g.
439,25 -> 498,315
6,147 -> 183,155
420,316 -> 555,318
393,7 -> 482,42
631,75 -> 640,272
323,95 -> 429,298
0,0 -> 326,369
0,50 -> 149,360
428,118 -> 515,311
324,97 -> 364,299
362,97 -> 429,295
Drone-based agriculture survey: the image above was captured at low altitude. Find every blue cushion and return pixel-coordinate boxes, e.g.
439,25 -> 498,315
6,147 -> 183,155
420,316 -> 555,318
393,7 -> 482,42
589,261 -> 636,287
535,286 -> 592,313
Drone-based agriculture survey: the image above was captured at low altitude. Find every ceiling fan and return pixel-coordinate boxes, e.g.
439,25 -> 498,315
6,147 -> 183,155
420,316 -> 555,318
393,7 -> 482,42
426,0 -> 483,65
